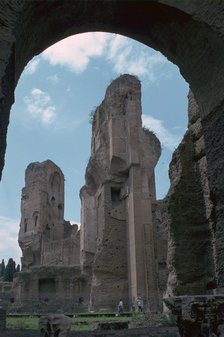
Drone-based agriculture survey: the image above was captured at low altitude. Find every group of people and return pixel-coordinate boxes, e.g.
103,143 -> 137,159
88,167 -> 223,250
117,297 -> 144,315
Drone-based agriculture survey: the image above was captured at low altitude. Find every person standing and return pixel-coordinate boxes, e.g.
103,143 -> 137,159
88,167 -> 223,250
137,297 -> 143,312
118,299 -> 124,315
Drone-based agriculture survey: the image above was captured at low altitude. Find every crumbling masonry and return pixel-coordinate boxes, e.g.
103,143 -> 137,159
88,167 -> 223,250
80,74 -> 162,311
13,160 -> 87,313
2,1 -> 224,333
10,75 -> 167,313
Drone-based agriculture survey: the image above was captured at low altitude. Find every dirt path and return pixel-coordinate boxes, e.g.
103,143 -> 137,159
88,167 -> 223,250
0,326 -> 179,337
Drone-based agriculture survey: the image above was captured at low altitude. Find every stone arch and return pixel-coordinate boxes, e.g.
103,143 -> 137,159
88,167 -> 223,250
1,1 -> 224,298
1,2 -> 224,179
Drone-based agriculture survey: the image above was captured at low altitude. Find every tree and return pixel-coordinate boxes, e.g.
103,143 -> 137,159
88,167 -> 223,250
16,264 -> 20,273
0,259 -> 5,277
3,258 -> 16,282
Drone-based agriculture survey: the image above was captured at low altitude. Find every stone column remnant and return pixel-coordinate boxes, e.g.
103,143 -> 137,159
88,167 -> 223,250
39,314 -> 71,337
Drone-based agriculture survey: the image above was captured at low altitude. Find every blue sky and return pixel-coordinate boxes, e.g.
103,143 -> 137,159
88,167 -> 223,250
0,32 -> 188,264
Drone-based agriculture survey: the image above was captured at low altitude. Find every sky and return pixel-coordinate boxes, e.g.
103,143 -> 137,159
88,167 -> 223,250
0,32 -> 188,264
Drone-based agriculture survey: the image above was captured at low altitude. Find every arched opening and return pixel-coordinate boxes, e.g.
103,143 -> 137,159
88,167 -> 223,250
2,1 -> 224,181
32,211 -> 39,227
1,31 -> 188,226
0,31 -> 188,312
1,1 -> 224,315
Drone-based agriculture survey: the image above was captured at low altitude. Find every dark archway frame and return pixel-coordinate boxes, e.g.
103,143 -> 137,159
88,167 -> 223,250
1,0 -> 224,294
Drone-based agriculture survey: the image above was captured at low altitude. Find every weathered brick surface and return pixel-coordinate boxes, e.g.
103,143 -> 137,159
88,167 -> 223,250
80,75 -> 162,311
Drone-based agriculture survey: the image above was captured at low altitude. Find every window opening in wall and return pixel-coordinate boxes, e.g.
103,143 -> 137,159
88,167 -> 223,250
34,215 -> 38,226
24,219 -> 28,233
111,187 -> 121,203
39,278 -> 56,301
50,172 -> 61,192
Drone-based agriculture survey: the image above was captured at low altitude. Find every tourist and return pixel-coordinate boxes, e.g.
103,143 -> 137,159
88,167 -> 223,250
117,299 -> 124,315
137,297 -> 143,312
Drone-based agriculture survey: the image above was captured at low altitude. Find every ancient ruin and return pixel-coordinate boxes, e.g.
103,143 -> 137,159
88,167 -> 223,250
18,160 -> 80,270
80,74 -> 162,312
2,1 -> 224,335
6,74 -> 167,313
12,160 -> 87,313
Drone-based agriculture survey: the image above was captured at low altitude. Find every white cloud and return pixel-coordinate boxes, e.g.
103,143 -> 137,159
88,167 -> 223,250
0,216 -> 21,264
42,32 -> 111,73
107,36 -> 166,80
24,58 -> 40,75
142,114 -> 183,151
41,32 -> 168,82
107,34 -> 128,59
24,88 -> 56,124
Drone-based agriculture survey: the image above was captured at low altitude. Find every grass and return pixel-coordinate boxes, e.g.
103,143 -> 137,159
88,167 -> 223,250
6,312 -> 176,331
71,313 -> 132,331
7,315 -> 39,330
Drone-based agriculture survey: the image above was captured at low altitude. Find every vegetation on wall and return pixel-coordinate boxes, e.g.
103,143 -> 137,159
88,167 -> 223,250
89,107 -> 97,124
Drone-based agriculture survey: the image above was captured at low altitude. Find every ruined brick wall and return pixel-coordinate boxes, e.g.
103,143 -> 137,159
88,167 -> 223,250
80,75 -> 162,311
164,91 -> 216,296
14,160 -> 82,313
18,160 -> 65,270
18,160 -> 80,270
12,266 -> 88,314
42,223 -> 80,266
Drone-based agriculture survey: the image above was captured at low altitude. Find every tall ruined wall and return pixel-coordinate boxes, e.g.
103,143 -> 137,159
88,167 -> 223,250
18,160 -> 65,269
18,160 -> 80,270
14,160 -> 82,313
80,74 -> 161,311
165,91 -> 216,296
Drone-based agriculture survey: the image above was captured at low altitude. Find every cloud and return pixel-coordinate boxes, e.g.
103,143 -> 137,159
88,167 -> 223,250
24,58 -> 40,75
24,88 -> 56,124
107,34 -> 128,59
0,216 -> 21,264
107,35 -> 166,81
42,32 -> 111,73
41,32 -> 168,82
142,114 -> 183,151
